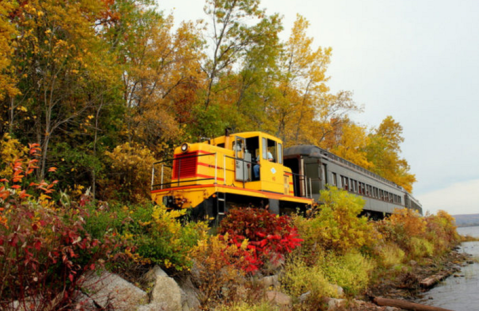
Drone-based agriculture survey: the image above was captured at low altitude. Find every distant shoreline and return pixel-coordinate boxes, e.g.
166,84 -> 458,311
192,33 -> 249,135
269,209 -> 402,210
453,214 -> 479,228
457,224 -> 479,228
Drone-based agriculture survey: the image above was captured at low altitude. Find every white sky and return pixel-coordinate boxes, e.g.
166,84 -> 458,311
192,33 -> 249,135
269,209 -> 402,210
158,0 -> 479,215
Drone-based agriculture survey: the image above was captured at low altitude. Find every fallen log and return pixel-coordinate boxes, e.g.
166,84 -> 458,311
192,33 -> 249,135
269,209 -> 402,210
373,297 -> 453,311
419,270 -> 451,288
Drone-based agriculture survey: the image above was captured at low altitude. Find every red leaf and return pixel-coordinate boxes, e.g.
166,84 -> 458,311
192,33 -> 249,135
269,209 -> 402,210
69,274 -> 74,282
48,167 -> 57,172
8,234 -> 18,247
34,240 -> 42,251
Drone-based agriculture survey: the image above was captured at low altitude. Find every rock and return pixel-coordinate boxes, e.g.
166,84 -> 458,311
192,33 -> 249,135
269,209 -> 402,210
73,291 -> 97,310
265,290 -> 292,308
258,275 -> 280,289
137,302 -> 169,311
327,298 -> 344,310
178,276 -> 202,310
299,291 -> 311,302
82,270 -> 148,311
331,284 -> 344,298
150,274 -> 189,311
409,260 -> 418,266
144,265 -> 169,284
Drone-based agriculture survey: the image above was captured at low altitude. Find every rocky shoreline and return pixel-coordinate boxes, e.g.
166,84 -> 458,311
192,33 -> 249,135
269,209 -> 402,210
68,248 -> 475,311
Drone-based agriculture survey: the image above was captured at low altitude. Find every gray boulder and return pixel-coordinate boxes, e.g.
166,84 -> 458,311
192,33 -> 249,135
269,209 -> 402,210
258,275 -> 280,289
150,273 -> 189,311
82,270 -> 148,310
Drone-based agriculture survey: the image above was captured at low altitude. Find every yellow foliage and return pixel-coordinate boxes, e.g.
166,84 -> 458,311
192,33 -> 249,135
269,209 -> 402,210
319,251 -> 375,296
375,242 -> 405,268
0,0 -> 19,101
389,208 -> 426,237
190,234 -> 252,307
104,142 -> 157,202
281,254 -> 336,305
294,187 -> 377,257
0,134 -> 28,177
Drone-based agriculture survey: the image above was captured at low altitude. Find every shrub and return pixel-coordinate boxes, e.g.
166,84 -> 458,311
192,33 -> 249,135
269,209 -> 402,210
218,207 -> 302,272
190,234 -> 256,308
216,301 -> 279,311
103,142 -> 157,203
84,202 -> 209,271
319,251 -> 375,296
424,210 -> 460,254
409,237 -> 434,258
375,242 -> 405,268
281,255 -> 335,307
0,144 -> 114,310
293,187 -> 376,259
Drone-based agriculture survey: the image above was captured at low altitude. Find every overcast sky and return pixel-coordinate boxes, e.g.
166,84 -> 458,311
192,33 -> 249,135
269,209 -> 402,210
158,0 -> 479,216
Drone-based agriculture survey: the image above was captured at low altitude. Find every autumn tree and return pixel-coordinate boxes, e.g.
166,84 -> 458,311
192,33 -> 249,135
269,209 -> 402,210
325,119 -> 373,170
268,14 -> 332,145
0,0 -> 19,127
214,13 -> 283,133
365,116 -> 416,192
203,0 -> 266,108
3,0 -> 119,180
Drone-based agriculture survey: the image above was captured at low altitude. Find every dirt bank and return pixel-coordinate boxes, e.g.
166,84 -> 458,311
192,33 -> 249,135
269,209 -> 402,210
366,249 -> 473,302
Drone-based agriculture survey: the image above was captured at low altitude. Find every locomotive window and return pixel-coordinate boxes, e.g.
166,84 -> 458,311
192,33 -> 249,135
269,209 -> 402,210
278,143 -> 283,164
262,138 -> 277,163
245,137 -> 259,161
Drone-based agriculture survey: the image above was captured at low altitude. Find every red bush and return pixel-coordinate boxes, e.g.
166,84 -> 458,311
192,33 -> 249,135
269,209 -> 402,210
0,144 -> 116,310
218,208 -> 302,272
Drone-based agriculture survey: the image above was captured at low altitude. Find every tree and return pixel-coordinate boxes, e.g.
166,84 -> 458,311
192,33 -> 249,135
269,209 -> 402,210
326,120 -> 373,170
365,116 -> 416,192
5,0 -> 117,179
202,0 -> 266,109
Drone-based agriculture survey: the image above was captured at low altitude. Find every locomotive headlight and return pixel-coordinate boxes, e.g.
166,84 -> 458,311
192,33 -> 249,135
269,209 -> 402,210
181,143 -> 189,153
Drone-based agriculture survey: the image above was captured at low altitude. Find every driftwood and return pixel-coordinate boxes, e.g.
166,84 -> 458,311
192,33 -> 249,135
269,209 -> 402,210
419,271 -> 451,288
373,297 -> 453,311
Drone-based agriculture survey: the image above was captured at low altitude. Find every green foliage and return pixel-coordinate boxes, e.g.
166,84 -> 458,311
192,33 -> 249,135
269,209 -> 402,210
375,242 -> 405,268
294,186 -> 376,258
85,202 -> 209,271
281,255 -> 335,305
216,302 -> 279,311
409,237 -> 434,258
319,251 -> 374,296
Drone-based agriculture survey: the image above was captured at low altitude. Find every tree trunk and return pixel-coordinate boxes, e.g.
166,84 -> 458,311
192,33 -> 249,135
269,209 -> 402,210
373,297 -> 453,311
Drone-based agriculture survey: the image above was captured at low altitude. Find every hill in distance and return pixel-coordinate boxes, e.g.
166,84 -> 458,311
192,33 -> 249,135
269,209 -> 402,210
452,214 -> 479,227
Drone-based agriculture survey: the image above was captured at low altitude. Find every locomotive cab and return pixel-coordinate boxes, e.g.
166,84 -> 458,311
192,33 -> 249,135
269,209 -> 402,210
151,131 -> 313,219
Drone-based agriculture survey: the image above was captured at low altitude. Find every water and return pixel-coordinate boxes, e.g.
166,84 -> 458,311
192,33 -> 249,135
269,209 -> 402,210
415,226 -> 479,311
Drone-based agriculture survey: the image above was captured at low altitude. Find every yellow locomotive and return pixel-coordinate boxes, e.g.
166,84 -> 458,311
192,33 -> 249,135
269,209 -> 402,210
151,130 -> 314,220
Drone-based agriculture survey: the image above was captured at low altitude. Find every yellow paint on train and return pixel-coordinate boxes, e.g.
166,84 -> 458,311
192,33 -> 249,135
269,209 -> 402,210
151,131 -> 313,214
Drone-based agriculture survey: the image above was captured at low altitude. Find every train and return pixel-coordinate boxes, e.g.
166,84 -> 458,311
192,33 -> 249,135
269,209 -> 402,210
150,130 -> 422,221
283,145 -> 422,219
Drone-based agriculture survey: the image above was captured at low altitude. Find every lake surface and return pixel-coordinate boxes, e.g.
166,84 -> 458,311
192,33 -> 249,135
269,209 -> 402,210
415,226 -> 479,311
